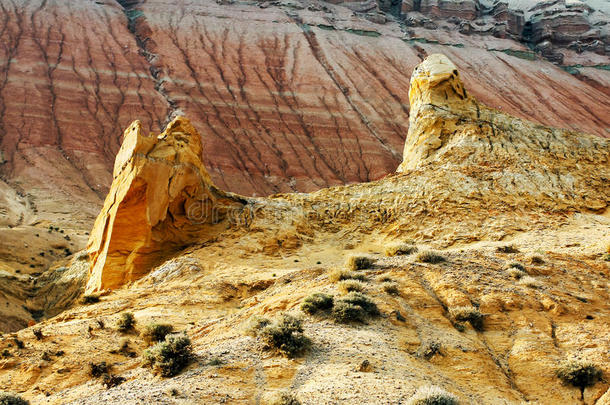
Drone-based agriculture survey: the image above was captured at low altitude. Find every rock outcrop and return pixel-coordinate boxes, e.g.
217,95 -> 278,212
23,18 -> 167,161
397,54 -> 608,213
0,53 -> 609,404
86,117 -> 247,292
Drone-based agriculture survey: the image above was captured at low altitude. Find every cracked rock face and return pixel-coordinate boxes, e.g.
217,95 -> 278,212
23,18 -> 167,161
86,117 -> 246,292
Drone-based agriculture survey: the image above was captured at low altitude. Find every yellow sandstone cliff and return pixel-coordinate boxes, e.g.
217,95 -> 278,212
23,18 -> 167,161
85,118 -> 246,292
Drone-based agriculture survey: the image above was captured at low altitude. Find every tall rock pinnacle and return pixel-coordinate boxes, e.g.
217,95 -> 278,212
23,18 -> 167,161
86,117 -> 246,292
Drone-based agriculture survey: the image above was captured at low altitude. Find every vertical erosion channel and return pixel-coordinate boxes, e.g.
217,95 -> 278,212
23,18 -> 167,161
116,0 -> 179,125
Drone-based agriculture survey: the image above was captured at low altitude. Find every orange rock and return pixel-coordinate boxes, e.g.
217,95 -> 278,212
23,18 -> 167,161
85,117 -> 246,292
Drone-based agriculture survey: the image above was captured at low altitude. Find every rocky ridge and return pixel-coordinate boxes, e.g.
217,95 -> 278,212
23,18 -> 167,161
0,54 -> 606,403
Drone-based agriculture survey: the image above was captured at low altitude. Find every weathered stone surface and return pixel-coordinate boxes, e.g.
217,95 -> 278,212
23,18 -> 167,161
86,117 -> 246,292
0,0 -> 609,305
0,54 -> 608,404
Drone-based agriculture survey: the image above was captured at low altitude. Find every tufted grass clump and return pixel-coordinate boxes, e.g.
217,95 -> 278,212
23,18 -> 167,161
141,323 -> 174,345
82,295 -> 100,304
449,307 -> 484,331
519,275 -> 541,288
416,251 -> 446,264
530,255 -> 545,265
407,385 -> 459,405
0,392 -> 30,405
117,312 -> 135,332
338,280 -> 365,294
382,282 -> 400,295
261,390 -> 301,405
556,360 -> 603,389
507,267 -> 526,280
385,243 -> 418,257
301,293 -> 334,315
346,255 -> 373,271
329,268 -> 367,283
332,292 -> 379,323
142,334 -> 193,377
508,262 -> 525,271
259,314 -> 310,358
89,361 -> 110,378
102,373 -> 126,389
496,244 -> 519,253
244,315 -> 271,336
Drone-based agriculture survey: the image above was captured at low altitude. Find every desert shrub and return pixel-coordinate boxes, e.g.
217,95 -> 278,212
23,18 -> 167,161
32,329 -> 43,341
259,314 -> 310,358
89,361 -> 110,378
142,334 -> 192,377
556,360 -> 603,389
332,292 -> 379,323
530,255 -> 545,265
102,373 -> 126,389
0,392 -> 30,405
507,268 -> 526,280
12,338 -> 23,349
261,391 -> 301,405
329,269 -> 367,283
382,282 -> 400,295
519,276 -> 541,288
420,341 -> 442,359
496,244 -> 519,253
346,255 -> 373,271
117,312 -> 135,332
332,301 -> 367,323
416,251 -> 446,264
508,262 -> 525,271
407,385 -> 459,405
338,280 -> 365,294
110,338 -> 135,357
300,293 -> 334,315
245,315 -> 271,336
82,295 -> 100,304
449,307 -> 484,331
1,350 -> 11,358
385,244 -> 418,257
141,323 -> 174,345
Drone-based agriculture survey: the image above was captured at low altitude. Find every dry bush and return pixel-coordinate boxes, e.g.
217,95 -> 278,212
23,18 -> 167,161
519,276 -> 541,288
407,385 -> 459,405
117,312 -> 135,332
338,280 -> 365,294
496,244 -> 519,253
258,314 -> 310,358
89,361 -> 110,378
507,268 -> 526,280
142,334 -> 192,377
0,392 -> 30,405
301,293 -> 334,315
530,255 -> 545,265
346,255 -> 373,271
329,269 -> 367,283
385,244 -> 418,257
332,292 -> 379,323
244,315 -> 271,336
556,360 -> 603,389
141,323 -> 174,345
449,307 -> 484,331
416,251 -> 446,264
382,282 -> 399,295
261,391 -> 301,405
82,295 -> 100,304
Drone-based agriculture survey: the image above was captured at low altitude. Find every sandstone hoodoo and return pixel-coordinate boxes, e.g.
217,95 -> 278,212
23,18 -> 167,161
85,117 -> 247,292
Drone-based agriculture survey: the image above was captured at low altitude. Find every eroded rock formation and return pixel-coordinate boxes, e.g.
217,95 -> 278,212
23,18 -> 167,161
86,117 -> 247,292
